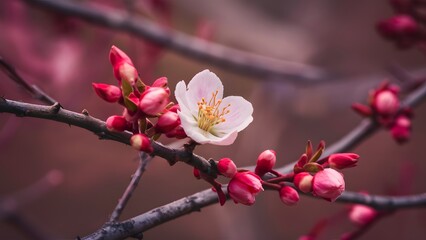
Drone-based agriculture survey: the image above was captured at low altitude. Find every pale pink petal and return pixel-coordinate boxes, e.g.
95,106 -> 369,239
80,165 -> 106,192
213,96 -> 253,133
186,69 -> 224,110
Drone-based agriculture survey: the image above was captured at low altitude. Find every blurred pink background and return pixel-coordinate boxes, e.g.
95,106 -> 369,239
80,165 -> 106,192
1,0 -> 426,239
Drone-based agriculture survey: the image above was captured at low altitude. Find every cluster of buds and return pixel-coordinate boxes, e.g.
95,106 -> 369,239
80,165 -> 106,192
376,0 -> 426,49
193,141 -> 359,207
352,81 -> 413,143
293,141 -> 358,202
92,46 -> 187,153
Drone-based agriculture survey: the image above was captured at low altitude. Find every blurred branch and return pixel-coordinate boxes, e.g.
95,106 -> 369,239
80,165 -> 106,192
22,0 -> 330,83
109,153 -> 152,223
0,170 -> 63,240
0,57 -> 57,105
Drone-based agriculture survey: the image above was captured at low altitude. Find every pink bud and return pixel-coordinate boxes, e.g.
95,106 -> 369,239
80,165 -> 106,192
294,172 -> 313,193
228,172 -> 264,205
152,77 -> 168,88
312,168 -> 345,202
109,46 -> 138,83
155,111 -> 181,133
254,150 -> 276,176
349,204 -> 378,226
106,115 -> 128,132
109,45 -> 133,67
130,134 -> 153,153
217,158 -> 237,178
117,63 -> 139,85
193,167 -> 201,179
373,90 -> 400,116
351,103 -> 372,117
279,186 -> 299,206
139,87 -> 170,116
328,153 -> 359,170
377,14 -> 419,39
92,83 -> 122,103
391,115 -> 411,143
165,125 -> 187,139
168,104 -> 180,113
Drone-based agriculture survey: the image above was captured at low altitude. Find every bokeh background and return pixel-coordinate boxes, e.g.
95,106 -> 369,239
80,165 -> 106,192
1,0 -> 426,239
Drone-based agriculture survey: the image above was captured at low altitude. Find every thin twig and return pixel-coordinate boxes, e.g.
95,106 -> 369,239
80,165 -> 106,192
22,0 -> 330,83
0,57 -> 57,105
109,153 -> 152,222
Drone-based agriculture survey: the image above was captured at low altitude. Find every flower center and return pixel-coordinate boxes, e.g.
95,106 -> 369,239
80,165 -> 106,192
197,90 -> 230,132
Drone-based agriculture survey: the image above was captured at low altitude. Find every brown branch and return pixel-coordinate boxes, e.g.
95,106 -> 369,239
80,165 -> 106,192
0,98 -> 216,176
21,0 -> 330,83
0,57 -> 57,105
109,153 -> 152,223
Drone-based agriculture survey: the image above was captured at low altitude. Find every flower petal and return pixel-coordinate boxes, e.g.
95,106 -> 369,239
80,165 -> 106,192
178,110 -> 238,145
186,69 -> 224,111
213,96 -> 253,133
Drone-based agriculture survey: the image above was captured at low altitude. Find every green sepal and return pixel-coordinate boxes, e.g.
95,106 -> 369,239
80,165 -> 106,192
135,77 -> 146,94
303,162 -> 324,173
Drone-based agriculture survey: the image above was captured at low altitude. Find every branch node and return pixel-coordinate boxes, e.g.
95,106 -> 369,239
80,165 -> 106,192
82,109 -> 89,116
50,102 -> 62,113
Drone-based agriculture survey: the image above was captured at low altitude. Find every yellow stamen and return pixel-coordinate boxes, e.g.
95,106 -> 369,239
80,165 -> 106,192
197,90 -> 231,132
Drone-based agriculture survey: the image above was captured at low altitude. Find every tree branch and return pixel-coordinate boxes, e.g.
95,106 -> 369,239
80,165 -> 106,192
0,57 -> 57,105
0,98 -> 216,176
2,80 -> 426,239
21,0 -> 330,83
109,153 -> 152,223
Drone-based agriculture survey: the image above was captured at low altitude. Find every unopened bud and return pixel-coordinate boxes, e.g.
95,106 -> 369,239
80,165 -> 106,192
155,111 -> 181,133
130,134 -> 153,153
391,115 -> 411,143
293,172 -> 313,193
165,125 -> 187,139
109,45 -> 133,67
139,87 -> 170,116
377,14 -> 419,39
228,172 -> 263,206
193,167 -> 201,179
106,115 -> 128,132
349,204 -> 378,226
279,186 -> 300,206
109,46 -> 138,83
373,90 -> 400,115
351,103 -> 372,117
152,77 -> 168,88
92,83 -> 122,103
328,153 -> 359,170
312,168 -> 345,202
117,63 -> 138,85
254,149 -> 276,176
217,158 -> 237,178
